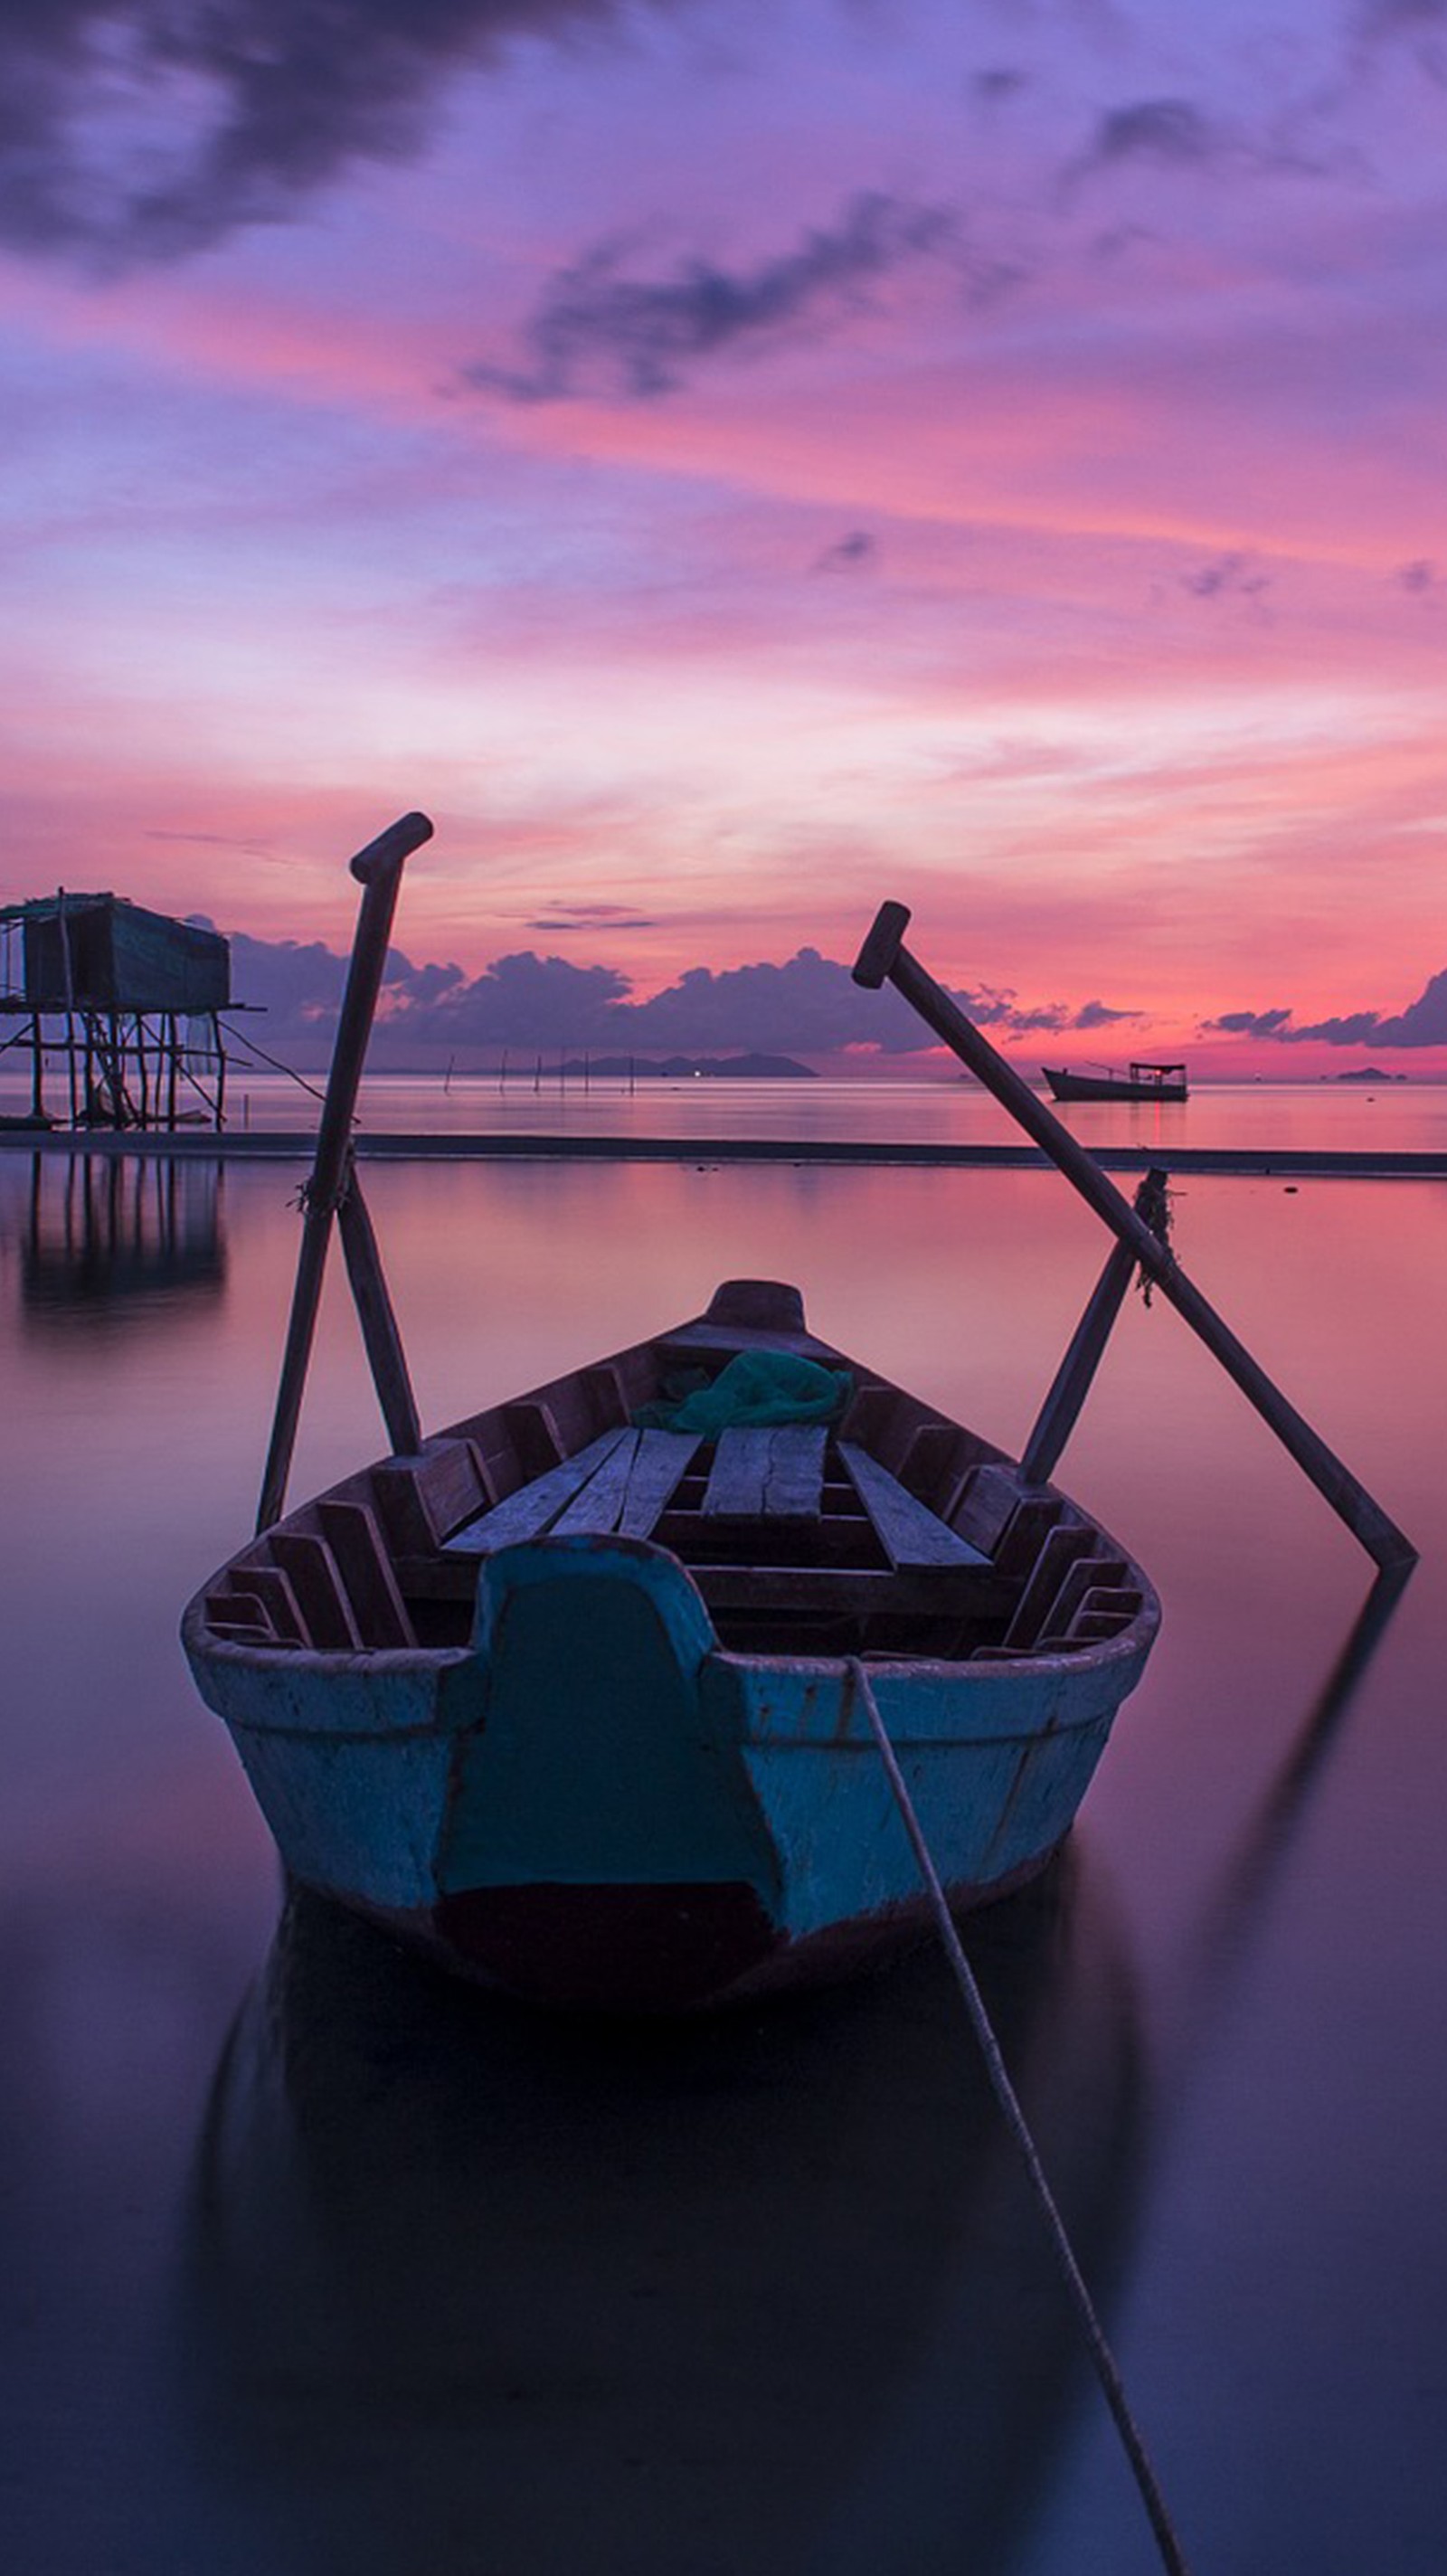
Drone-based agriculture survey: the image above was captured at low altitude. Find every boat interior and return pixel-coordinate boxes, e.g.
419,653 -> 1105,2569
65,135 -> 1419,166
202,1281 -> 1151,1666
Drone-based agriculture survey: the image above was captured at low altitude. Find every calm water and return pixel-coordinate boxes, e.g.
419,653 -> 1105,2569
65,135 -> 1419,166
8,1063 -> 1447,1154
3,1119 -> 1445,2573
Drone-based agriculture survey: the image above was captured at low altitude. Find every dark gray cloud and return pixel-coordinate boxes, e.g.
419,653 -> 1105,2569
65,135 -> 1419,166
420,949 -> 630,1047
1064,90 -> 1344,203
1204,1006 -> 1294,1037
1181,551 -> 1271,602
601,949 -> 925,1053
814,529 -> 876,573
1204,969 -> 1447,1047
1373,968 -> 1447,1046
1395,558 -> 1440,593
227,928 -> 463,1033
1089,99 -> 1220,172
222,925 -> 1130,1062
0,1 -> 637,268
464,194 -> 961,401
1287,1009 -> 1391,1044
1073,998 -> 1140,1029
524,903 -> 658,931
971,68 -> 1029,107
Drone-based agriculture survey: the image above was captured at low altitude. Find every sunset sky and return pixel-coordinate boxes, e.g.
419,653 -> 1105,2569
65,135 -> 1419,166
3,0 -> 1447,1070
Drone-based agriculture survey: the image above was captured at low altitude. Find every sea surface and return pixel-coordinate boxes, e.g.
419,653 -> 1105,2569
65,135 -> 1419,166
8,1058 -> 1447,1152
2,1085 -> 1445,2574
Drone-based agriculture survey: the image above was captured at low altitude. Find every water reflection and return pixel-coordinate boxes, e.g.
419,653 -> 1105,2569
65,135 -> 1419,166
184,1845 -> 1146,2576
1180,1565 -> 1414,2043
16,1151 -> 226,1332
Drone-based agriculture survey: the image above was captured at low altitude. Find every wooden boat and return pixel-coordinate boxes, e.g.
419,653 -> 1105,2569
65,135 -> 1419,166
184,1273 -> 1159,2013
181,827 -> 1417,2025
1043,1061 -> 1187,1103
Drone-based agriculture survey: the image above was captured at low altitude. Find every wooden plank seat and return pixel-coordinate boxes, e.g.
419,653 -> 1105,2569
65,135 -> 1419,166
702,1425 -> 828,1522
685,1439 -> 1014,1622
442,1429 -> 704,1558
838,1442 -> 993,1572
555,1431 -> 705,1539
421,1424 -> 1019,1625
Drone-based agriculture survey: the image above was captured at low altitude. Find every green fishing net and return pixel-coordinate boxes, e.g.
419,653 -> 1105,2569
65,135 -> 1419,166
636,1349 -> 853,1434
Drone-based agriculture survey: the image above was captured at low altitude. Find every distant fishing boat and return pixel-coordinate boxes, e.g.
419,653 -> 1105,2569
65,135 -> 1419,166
1042,1062 -> 1187,1103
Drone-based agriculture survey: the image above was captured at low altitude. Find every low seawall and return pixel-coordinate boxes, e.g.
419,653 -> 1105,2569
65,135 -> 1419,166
2,1129 -> 1444,1179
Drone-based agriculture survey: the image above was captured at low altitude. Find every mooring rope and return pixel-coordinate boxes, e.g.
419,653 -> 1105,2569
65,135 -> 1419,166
846,1656 -> 1194,2576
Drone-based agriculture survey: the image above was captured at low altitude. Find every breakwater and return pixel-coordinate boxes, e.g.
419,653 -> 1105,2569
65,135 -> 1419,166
2,1129 -> 1444,1179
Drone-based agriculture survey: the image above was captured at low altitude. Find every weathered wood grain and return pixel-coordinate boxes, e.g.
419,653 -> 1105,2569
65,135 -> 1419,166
615,1432 -> 705,1539
268,1531 -> 364,1650
442,1429 -> 629,1557
702,1425 -> 828,1520
840,1442 -> 992,1569
317,1498 -> 414,1647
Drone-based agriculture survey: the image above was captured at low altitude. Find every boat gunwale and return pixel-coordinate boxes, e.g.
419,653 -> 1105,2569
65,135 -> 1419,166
185,1287 -> 1160,1690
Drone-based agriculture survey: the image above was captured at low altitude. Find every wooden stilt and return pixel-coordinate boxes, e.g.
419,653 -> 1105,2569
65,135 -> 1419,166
56,890 -> 80,1129
854,904 -> 1416,1572
257,811 -> 433,1532
1022,1170 -> 1169,1485
337,1166 -> 423,1459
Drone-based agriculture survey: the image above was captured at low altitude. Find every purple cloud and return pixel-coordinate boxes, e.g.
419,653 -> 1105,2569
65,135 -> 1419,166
1204,969 -> 1447,1047
464,194 -> 961,402
0,1 -> 645,269
221,926 -> 1139,1063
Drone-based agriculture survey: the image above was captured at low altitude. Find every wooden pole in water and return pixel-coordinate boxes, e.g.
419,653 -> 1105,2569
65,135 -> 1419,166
854,904 -> 1417,1572
257,811 -> 434,1532
56,890 -> 80,1129
336,1167 -> 422,1459
1022,1169 -> 1169,1486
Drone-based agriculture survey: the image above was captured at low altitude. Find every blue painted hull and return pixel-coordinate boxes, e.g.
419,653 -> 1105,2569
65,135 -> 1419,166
185,1530 -> 1154,2012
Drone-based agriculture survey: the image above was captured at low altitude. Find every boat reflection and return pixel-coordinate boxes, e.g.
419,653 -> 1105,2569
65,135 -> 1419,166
184,1843 -> 1147,2576
17,1151 -> 225,1330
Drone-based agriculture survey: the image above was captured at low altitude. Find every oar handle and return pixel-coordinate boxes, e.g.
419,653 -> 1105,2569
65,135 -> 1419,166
307,811 -> 434,1216
349,810 -> 433,888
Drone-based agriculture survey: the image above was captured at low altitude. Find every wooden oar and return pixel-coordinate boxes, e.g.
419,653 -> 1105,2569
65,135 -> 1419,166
854,903 -> 1416,1573
256,812 -> 432,1532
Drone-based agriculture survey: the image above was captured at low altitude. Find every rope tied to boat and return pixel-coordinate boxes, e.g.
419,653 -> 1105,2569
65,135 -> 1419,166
846,1656 -> 1195,2576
